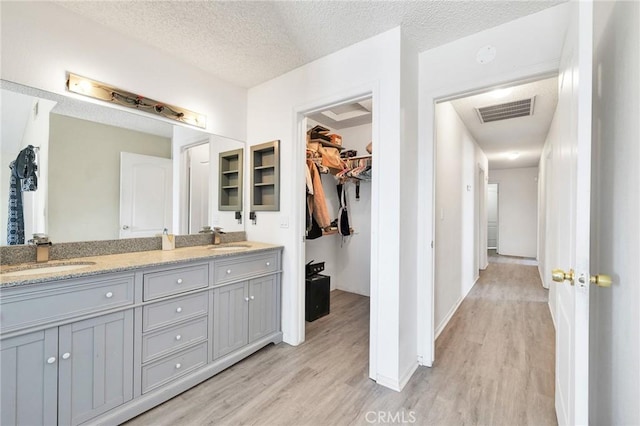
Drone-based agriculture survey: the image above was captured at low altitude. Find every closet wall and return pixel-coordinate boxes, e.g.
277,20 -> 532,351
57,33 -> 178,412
305,120 -> 372,296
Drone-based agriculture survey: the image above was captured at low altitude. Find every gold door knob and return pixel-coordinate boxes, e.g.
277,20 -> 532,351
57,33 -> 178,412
590,274 -> 612,288
552,268 -> 575,284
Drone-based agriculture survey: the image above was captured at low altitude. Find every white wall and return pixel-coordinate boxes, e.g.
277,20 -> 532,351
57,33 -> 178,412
489,167 -> 538,258
246,27 -> 418,390
434,102 -> 488,337
589,1 -> 640,424
418,3 -> 570,364
0,1 -> 247,142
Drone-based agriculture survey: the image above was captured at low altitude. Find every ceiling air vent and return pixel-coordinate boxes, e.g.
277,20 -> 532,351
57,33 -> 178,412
476,96 -> 536,124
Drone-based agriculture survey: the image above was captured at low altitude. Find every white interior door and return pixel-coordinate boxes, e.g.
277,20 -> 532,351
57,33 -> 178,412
187,143 -> 210,234
552,2 -> 593,425
487,184 -> 498,249
119,152 -> 172,238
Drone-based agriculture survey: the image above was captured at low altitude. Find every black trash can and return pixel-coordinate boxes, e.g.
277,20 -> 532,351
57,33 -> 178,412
305,274 -> 330,322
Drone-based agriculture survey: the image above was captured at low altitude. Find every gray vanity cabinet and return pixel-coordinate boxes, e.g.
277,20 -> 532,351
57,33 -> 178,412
1,247 -> 282,426
248,275 -> 278,343
0,329 -> 58,426
58,310 -> 134,426
213,275 -> 279,360
213,281 -> 249,359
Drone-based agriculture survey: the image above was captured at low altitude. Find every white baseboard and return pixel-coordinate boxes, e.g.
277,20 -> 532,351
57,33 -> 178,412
399,362 -> 419,390
435,278 -> 478,339
548,298 -> 556,330
538,265 -> 549,289
376,361 -> 419,392
376,374 -> 401,391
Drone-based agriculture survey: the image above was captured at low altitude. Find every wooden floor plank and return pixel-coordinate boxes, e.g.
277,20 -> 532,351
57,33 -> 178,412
126,259 -> 556,426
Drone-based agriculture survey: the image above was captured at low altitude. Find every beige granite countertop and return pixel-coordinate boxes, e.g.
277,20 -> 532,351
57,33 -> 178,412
0,242 -> 283,288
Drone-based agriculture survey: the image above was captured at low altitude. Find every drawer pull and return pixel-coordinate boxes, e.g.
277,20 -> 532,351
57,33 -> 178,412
175,363 -> 181,369
175,335 -> 182,341
47,357 -> 56,364
177,278 -> 183,284
266,262 -> 270,266
244,297 -> 249,302
176,307 -> 183,313
226,269 -> 232,274
62,352 -> 71,360
105,292 -> 113,298
250,295 -> 255,300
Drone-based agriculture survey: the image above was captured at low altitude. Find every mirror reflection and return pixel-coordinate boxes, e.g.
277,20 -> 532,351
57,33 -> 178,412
1,80 -> 245,246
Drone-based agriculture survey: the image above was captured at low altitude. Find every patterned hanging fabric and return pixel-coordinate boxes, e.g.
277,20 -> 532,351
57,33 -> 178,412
6,145 -> 38,245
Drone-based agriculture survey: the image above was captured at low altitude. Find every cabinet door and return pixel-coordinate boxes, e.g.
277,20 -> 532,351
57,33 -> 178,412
248,275 -> 278,343
58,310 -> 134,426
1,329 -> 58,426
213,282 -> 248,359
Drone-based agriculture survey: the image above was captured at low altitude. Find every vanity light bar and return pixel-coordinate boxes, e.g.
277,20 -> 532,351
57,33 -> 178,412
66,73 -> 206,129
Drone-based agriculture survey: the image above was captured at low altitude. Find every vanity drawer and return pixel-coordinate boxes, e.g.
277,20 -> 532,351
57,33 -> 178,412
141,342 -> 208,394
143,263 -> 209,301
213,252 -> 278,285
143,292 -> 209,332
142,316 -> 208,363
0,275 -> 134,333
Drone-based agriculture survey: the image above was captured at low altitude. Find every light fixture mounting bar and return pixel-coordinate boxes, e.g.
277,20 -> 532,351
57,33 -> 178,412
66,73 -> 206,129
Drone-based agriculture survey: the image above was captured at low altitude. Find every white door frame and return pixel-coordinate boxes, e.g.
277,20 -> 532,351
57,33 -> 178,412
178,139 -> 210,235
292,83 -> 379,380
417,64 -> 560,365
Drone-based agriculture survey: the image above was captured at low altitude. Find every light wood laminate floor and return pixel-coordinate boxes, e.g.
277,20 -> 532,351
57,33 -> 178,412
127,262 -> 555,426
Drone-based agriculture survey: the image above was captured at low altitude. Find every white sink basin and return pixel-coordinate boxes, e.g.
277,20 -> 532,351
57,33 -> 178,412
209,244 -> 251,252
0,262 -> 96,278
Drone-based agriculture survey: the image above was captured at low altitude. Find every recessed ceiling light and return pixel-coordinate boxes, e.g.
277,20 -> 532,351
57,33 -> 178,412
507,152 -> 520,160
490,88 -> 512,98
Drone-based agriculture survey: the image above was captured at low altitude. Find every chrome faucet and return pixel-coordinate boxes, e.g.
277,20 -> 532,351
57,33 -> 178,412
29,234 -> 51,263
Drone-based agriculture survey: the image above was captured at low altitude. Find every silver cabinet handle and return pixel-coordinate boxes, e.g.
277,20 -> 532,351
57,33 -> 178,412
176,307 -> 183,313
175,363 -> 181,369
266,262 -> 270,266
226,269 -> 232,274
175,335 -> 181,341
177,278 -> 183,284
47,357 -> 56,364
62,352 -> 71,360
122,225 -> 129,230
244,297 -> 249,302
105,292 -> 113,298
250,295 -> 255,300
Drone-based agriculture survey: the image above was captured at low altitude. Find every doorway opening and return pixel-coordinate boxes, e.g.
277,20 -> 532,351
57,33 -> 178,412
487,183 -> 499,250
303,97 -> 373,368
432,74 -> 557,337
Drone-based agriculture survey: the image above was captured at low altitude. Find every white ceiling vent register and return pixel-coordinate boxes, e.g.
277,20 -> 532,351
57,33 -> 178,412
476,96 -> 536,123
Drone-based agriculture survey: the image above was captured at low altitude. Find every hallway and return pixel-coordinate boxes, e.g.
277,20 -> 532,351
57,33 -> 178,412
127,263 -> 555,425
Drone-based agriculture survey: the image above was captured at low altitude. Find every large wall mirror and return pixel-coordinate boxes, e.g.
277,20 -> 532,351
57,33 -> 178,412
0,80 -> 245,246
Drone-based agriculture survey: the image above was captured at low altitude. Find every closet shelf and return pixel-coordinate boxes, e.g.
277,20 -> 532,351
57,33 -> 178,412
254,165 -> 275,170
222,170 -> 239,175
310,140 -> 345,151
254,182 -> 275,187
222,185 -> 239,190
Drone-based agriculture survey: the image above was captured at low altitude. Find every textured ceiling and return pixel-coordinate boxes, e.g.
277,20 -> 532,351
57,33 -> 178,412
56,0 -> 564,88
450,76 -> 558,170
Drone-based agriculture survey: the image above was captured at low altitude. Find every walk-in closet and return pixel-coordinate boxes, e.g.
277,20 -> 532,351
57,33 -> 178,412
303,99 -> 373,346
